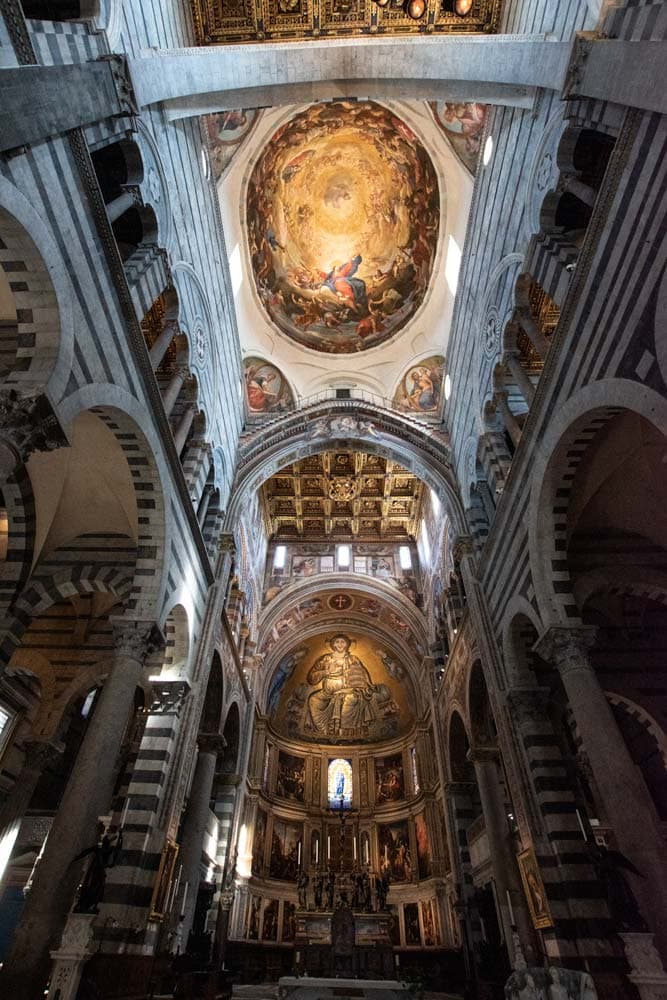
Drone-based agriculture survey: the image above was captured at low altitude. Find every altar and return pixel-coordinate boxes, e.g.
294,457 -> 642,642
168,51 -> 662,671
278,977 -> 409,1000
294,905 -> 395,980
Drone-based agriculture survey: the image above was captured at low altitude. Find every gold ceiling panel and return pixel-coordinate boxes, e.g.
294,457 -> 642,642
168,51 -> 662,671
190,0 -> 501,44
261,450 -> 425,541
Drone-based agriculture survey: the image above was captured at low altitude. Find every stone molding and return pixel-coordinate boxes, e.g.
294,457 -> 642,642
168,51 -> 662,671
466,745 -> 500,765
148,679 -> 191,716
0,390 -> 69,468
111,618 -> 161,662
534,625 -> 597,675
198,732 -> 227,755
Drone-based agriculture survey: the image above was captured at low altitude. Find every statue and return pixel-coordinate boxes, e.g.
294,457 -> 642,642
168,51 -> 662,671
72,823 -> 122,914
352,871 -> 363,909
297,871 -> 310,909
314,872 -> 324,909
587,842 -> 648,932
362,870 -> 372,911
326,869 -> 336,910
375,873 -> 390,911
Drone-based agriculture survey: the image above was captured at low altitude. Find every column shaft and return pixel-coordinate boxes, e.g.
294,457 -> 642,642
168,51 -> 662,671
106,191 -> 135,224
149,319 -> 178,370
495,392 -> 522,448
517,307 -> 550,359
177,745 -> 220,941
174,403 -> 196,454
504,352 -> 536,404
162,367 -> 188,417
0,624 -> 154,1000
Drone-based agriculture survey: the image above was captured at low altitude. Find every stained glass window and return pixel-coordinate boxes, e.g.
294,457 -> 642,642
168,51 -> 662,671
328,758 -> 353,809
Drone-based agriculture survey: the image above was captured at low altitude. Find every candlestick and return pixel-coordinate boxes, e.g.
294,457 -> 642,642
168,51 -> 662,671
505,889 -> 515,926
353,837 -> 357,861
327,835 -> 331,860
315,839 -> 319,864
180,880 -> 189,917
297,842 -> 301,867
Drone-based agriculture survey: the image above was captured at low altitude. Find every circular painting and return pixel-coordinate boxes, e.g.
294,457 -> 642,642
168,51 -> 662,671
246,101 -> 440,354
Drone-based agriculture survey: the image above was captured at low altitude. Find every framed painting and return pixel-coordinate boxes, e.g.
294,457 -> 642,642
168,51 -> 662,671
518,846 -> 553,929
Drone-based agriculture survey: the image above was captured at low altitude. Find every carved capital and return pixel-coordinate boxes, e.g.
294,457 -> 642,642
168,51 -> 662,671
534,626 -> 597,675
198,732 -> 227,755
0,390 -> 68,473
148,679 -> 191,716
466,745 -> 500,766
111,618 -> 162,662
218,533 -> 236,556
452,535 -> 474,562
23,737 -> 65,771
506,687 -> 551,726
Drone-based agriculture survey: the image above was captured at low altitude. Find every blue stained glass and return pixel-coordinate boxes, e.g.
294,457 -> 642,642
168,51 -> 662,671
328,758 -> 353,809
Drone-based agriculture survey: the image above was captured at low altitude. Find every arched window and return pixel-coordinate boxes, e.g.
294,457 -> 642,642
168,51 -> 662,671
328,758 -> 352,809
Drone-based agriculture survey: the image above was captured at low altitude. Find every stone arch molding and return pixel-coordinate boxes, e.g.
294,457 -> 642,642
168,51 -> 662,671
135,120 -> 173,255
528,378 -> 667,628
226,401 -> 465,534
473,253 -> 524,419
606,692 -> 667,768
523,110 -> 569,242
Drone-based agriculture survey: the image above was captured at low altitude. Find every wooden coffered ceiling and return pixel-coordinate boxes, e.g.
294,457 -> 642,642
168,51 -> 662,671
190,0 -> 501,45
261,451 -> 425,540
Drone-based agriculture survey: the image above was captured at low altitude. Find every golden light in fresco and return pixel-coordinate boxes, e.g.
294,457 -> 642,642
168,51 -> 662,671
246,101 -> 439,354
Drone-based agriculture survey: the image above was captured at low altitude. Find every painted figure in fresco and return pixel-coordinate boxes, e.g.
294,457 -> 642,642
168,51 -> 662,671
442,102 -> 486,154
218,110 -> 248,134
246,369 -> 280,412
322,255 -> 368,313
267,647 -> 307,715
305,634 -> 377,737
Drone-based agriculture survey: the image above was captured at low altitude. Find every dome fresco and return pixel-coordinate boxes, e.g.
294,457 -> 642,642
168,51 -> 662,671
246,101 -> 440,354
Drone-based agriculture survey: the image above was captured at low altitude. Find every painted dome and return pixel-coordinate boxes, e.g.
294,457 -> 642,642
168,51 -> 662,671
246,101 -> 439,354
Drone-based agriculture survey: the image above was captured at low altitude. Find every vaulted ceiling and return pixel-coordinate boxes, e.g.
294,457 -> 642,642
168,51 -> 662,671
190,0 -> 501,45
260,450 -> 425,540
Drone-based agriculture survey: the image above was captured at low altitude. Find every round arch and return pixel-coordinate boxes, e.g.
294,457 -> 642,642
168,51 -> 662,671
226,401 -> 465,534
527,379 -> 667,627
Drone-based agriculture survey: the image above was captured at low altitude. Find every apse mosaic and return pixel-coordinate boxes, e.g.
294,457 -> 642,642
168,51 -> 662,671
393,355 -> 446,416
204,110 -> 260,180
246,101 -> 439,354
429,102 -> 488,175
243,356 -> 295,414
267,632 -> 416,744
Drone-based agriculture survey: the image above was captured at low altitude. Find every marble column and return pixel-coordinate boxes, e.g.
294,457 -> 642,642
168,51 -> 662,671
106,191 -> 135,224
536,626 -> 667,960
161,364 -> 189,418
0,620 -> 158,1000
494,392 -> 522,448
503,352 -> 536,405
149,317 -> 179,370
177,733 -> 227,942
516,307 -> 550,359
0,738 -> 64,878
467,746 -> 533,962
197,483 -> 215,529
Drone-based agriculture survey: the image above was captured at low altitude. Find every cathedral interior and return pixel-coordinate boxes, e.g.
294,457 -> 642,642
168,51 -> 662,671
0,1 -> 665,999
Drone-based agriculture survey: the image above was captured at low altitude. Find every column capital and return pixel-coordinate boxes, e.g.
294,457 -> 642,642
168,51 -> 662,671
534,625 -> 598,674
198,732 -> 227,755
218,533 -> 236,555
22,737 -> 65,771
110,618 -> 162,662
148,679 -> 191,716
466,745 -> 500,766
506,686 -> 552,725
452,535 -> 474,561
0,390 -> 68,471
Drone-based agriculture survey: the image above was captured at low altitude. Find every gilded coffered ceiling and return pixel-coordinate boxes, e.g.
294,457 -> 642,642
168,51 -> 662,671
261,450 -> 425,540
190,0 -> 501,45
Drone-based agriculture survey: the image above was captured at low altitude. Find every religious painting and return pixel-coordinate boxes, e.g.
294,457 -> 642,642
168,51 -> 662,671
262,898 -> 279,941
404,902 -> 421,945
415,811 -> 431,879
387,904 -> 401,946
378,820 -> 412,882
244,357 -> 294,414
269,818 -> 303,881
429,102 -> 488,175
375,753 -> 405,804
328,758 -> 353,809
393,356 -> 446,416
270,632 -> 415,744
204,110 -> 260,181
518,846 -> 554,930
282,900 -> 297,942
247,894 -> 261,939
252,807 -> 267,876
276,750 -> 306,802
246,101 -> 439,354
421,899 -> 438,946
148,839 -> 179,921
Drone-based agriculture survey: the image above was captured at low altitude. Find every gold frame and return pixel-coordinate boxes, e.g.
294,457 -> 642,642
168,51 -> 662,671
149,839 -> 180,922
517,846 -> 553,930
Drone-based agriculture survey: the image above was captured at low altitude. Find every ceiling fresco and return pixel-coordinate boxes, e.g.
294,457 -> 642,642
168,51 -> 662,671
243,356 -> 295,415
393,354 -> 446,416
429,102 -> 488,174
266,631 -> 417,744
260,450 -> 425,540
190,0 -> 502,45
246,101 -> 439,354
204,110 -> 261,180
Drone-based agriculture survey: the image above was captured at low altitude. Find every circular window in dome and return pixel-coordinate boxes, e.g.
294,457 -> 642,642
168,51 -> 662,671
246,101 -> 440,354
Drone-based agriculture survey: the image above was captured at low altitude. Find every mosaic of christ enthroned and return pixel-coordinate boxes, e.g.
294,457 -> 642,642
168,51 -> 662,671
268,632 -> 415,743
246,101 -> 439,353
